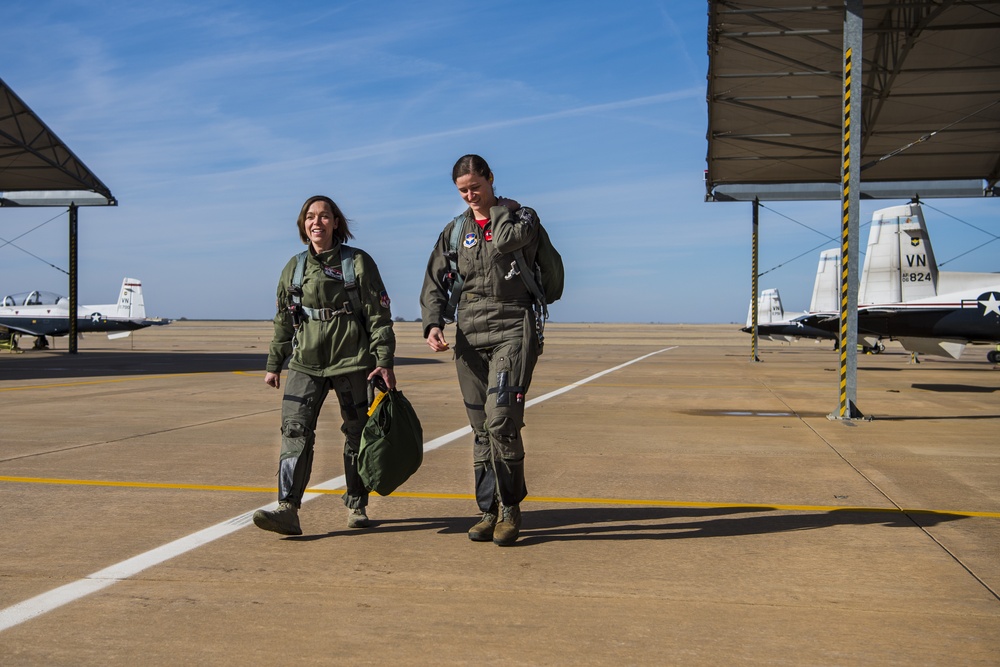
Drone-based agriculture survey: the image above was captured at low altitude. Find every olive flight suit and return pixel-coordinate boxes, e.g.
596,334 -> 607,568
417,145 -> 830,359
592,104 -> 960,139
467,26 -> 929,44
266,242 -> 395,511
421,205 -> 542,513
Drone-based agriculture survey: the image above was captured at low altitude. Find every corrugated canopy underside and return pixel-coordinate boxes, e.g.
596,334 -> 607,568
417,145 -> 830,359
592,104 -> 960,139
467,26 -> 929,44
0,76 -> 113,201
706,0 -> 1000,200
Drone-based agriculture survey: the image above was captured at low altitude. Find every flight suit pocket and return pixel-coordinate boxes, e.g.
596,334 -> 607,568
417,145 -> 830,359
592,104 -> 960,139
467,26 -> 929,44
492,252 -> 528,301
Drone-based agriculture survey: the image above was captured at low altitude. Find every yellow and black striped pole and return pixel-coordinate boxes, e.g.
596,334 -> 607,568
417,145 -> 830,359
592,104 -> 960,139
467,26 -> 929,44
834,1 -> 863,420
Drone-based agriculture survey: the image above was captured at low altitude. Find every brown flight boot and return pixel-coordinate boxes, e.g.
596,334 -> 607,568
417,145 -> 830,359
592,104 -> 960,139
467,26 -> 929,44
468,511 -> 498,542
348,507 -> 371,529
253,501 -> 302,536
492,505 -> 521,546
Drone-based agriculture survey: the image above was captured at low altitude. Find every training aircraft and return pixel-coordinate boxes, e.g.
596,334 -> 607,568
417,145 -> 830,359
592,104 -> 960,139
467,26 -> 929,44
844,202 -> 1000,361
848,285 -> 1000,362
745,202 -> 999,361
743,249 -> 849,347
0,277 -> 166,349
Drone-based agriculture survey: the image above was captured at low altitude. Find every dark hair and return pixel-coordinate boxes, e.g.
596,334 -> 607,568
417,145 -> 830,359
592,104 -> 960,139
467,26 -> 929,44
452,154 -> 493,184
296,195 -> 354,245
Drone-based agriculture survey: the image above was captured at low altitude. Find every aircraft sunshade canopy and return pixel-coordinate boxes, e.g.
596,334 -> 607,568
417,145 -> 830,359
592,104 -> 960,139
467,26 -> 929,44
706,1 -> 1000,201
0,76 -> 115,203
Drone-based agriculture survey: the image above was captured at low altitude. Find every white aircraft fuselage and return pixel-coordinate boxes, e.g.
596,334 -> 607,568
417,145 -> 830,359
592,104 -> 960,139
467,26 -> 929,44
745,202 -> 1000,360
0,278 -> 151,338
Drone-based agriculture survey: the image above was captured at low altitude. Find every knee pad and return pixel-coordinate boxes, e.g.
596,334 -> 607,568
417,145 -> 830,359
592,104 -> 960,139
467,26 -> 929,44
487,415 -> 520,444
281,419 -> 313,438
280,420 -> 314,458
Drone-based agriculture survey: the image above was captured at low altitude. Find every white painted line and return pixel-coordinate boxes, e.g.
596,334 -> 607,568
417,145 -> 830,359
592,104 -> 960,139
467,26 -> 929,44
0,347 -> 675,632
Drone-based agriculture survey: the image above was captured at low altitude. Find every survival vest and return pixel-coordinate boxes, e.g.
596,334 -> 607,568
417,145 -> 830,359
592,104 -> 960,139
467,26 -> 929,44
288,244 -> 366,344
443,208 -> 563,323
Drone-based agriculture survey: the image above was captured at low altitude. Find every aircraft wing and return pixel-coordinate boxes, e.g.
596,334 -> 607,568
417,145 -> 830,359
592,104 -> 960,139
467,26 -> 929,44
893,337 -> 966,359
0,321 -> 52,337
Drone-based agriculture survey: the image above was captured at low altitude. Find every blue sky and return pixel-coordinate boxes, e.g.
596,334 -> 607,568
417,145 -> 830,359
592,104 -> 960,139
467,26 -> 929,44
1,1 -> 997,323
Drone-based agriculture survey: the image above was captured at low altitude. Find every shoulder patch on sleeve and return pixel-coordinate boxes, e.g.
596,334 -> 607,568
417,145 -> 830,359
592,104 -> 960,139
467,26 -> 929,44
514,207 -> 539,227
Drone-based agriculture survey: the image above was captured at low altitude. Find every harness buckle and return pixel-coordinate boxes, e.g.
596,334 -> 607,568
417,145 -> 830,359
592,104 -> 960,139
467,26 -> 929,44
312,302 -> 353,321
504,261 -> 520,281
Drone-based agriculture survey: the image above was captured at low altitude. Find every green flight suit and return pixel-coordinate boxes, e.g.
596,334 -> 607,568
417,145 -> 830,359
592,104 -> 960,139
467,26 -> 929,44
267,242 -> 395,510
421,204 -> 541,512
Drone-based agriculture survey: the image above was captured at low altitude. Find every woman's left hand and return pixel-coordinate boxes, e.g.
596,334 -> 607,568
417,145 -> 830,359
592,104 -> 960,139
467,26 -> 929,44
368,366 -> 396,390
497,196 -> 520,211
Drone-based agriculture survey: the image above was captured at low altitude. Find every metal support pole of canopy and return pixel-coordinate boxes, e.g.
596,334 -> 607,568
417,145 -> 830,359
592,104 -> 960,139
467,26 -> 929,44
830,0 -> 864,420
68,204 -> 78,354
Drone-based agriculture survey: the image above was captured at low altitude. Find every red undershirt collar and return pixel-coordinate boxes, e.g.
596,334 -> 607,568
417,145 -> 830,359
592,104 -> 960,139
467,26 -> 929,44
475,217 -> 492,241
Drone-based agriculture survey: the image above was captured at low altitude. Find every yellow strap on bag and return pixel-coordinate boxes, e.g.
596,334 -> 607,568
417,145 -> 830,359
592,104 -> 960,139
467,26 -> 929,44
367,389 -> 387,417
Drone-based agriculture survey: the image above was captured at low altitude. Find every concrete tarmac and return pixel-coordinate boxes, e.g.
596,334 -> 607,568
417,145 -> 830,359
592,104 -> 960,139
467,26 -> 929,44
1,321 -> 998,665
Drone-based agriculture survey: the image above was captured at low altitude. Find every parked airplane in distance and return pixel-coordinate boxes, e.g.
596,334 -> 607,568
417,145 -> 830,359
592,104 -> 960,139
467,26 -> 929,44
744,202 -> 1000,362
743,249 -> 859,348
850,284 -> 1000,361
850,202 -> 999,361
0,277 -> 168,349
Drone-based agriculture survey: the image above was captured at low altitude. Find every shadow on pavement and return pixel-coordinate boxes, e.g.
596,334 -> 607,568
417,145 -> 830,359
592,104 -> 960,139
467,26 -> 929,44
512,506 -> 969,546
280,505 -> 969,545
287,514 -> 472,541
910,383 -> 999,393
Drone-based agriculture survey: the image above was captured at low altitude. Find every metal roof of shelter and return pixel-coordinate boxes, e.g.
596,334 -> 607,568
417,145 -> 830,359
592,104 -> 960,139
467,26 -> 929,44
706,0 -> 1000,202
0,76 -> 115,205
1,75 -> 116,354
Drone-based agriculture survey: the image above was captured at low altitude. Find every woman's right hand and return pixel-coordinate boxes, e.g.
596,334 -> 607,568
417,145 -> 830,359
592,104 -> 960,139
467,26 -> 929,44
426,326 -> 450,352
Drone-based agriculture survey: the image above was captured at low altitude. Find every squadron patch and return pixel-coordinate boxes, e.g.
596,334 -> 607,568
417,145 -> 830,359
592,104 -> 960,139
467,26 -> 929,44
484,229 -> 493,242
463,232 -> 478,248
379,290 -> 391,309
323,265 -> 344,281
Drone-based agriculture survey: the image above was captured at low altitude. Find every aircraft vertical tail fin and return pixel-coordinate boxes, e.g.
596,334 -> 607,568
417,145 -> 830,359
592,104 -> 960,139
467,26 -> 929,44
859,203 -> 938,305
749,288 -> 784,326
810,249 -> 841,312
116,278 -> 145,319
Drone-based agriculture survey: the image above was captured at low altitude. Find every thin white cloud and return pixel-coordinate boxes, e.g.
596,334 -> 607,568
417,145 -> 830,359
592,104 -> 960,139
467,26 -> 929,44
171,87 -> 705,183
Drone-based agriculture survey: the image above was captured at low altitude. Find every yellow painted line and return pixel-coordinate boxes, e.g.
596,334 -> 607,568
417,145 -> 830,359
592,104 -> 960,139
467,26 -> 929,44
3,476 -> 997,518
